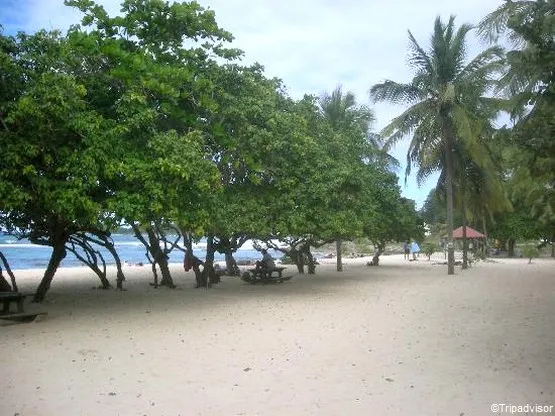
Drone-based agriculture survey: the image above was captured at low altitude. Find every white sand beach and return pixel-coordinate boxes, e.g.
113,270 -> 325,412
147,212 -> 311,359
1,255 -> 554,416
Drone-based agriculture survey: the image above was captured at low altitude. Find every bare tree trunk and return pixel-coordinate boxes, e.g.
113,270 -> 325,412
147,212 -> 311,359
0,252 -> 18,292
0,270 -> 12,291
462,203 -> 468,270
199,235 -> 218,287
132,224 -> 175,289
291,247 -> 305,274
302,245 -> 316,274
443,124 -> 456,275
34,242 -> 67,302
482,215 -> 488,257
183,236 -> 205,288
224,251 -> 239,276
102,239 -> 125,289
508,238 -> 516,257
370,242 -> 385,266
336,240 -> 343,272
66,242 -> 111,289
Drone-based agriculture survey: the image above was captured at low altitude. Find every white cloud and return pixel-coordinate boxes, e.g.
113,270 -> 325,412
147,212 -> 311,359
5,0 -> 505,207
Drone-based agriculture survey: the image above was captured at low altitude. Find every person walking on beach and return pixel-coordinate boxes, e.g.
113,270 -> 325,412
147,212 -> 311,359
411,241 -> 420,261
403,241 -> 410,260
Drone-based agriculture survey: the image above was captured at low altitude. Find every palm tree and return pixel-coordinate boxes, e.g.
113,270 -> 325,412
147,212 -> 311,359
370,16 -> 504,274
478,1 -> 541,45
432,142 -> 511,268
319,86 -> 376,271
479,1 -> 555,109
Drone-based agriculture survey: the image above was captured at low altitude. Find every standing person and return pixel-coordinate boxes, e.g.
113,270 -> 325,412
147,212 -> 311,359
411,241 -> 420,261
403,241 -> 410,260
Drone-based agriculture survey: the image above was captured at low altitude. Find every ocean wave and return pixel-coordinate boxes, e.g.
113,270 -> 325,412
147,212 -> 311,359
114,242 -> 144,247
0,243 -> 51,248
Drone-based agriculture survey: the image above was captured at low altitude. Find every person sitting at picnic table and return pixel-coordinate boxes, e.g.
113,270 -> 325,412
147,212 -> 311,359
256,249 -> 275,270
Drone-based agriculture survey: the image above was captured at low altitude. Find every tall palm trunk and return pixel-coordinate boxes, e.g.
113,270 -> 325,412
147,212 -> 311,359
461,192 -> 469,269
444,125 -> 456,275
461,220 -> 468,269
482,214 -> 488,257
336,240 -> 343,272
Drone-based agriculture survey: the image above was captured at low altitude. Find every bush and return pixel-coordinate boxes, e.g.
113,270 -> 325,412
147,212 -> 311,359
523,245 -> 540,264
422,243 -> 439,260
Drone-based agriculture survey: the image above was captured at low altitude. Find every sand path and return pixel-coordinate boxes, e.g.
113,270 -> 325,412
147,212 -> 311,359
1,255 -> 554,415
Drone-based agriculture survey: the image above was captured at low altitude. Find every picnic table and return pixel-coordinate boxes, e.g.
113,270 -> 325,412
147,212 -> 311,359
0,292 -> 47,323
241,266 -> 293,284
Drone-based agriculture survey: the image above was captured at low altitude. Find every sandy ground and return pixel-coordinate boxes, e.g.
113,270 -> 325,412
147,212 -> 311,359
1,254 -> 554,416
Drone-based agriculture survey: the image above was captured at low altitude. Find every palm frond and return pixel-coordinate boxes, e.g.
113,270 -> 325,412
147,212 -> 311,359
407,30 -> 433,73
379,99 -> 436,150
369,80 -> 424,105
477,1 -> 536,45
457,46 -> 505,83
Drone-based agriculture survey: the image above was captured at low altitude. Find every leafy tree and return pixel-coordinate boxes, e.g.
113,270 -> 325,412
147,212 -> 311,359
370,16 -> 504,274
63,0 -> 239,289
364,190 -> 424,266
480,1 -> 555,230
422,242 -> 439,261
0,29 -> 125,301
0,0 -> 240,300
319,85 -> 376,272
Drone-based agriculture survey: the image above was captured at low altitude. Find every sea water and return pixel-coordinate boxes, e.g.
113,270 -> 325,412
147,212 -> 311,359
0,233 -> 282,270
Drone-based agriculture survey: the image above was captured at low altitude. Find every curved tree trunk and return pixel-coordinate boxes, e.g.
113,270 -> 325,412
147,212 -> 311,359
336,240 -> 343,272
443,124 -> 456,275
141,226 -> 174,288
0,270 -> 12,291
101,238 -> 126,289
66,242 -> 111,289
370,242 -> 385,266
302,245 -> 316,274
184,243 -> 205,288
290,247 -> 305,274
0,252 -> 18,292
199,235 -> 218,287
33,242 -> 67,302
224,251 -> 239,276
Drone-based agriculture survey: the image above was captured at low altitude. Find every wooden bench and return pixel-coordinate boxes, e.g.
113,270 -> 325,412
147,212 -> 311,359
249,266 -> 286,278
241,266 -> 293,284
0,292 -> 48,323
0,292 -> 26,314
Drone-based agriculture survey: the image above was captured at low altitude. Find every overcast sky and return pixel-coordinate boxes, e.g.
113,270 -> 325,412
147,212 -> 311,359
2,0 -> 504,208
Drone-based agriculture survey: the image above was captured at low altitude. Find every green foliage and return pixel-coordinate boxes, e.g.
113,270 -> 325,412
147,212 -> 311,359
523,245 -> 540,263
481,1 -> 555,241
0,0 -> 430,297
422,243 -> 439,260
370,16 -> 505,274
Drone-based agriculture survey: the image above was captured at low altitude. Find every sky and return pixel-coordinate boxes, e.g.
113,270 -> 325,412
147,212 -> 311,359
1,0 -> 505,208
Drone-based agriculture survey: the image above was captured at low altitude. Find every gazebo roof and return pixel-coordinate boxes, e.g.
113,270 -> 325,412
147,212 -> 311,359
447,226 -> 486,239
